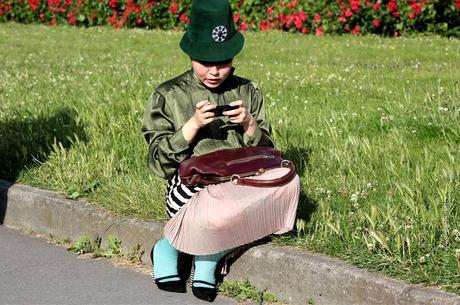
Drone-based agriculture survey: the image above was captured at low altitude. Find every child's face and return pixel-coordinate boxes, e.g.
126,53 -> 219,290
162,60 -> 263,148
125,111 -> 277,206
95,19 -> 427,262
191,59 -> 233,89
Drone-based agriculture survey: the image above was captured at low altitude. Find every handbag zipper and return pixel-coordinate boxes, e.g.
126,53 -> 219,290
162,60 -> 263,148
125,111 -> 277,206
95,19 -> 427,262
209,166 -> 277,183
225,154 -> 275,166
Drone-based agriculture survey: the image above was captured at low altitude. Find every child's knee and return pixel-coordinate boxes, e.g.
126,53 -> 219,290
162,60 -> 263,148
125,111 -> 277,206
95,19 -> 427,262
207,215 -> 232,231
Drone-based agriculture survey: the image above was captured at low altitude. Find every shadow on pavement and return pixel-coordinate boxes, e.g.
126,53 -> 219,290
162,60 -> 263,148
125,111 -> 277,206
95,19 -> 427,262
0,107 -> 87,224
0,181 -> 10,225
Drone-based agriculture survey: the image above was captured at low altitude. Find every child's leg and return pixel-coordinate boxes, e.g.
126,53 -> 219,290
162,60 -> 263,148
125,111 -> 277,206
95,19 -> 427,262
151,238 -> 185,292
192,249 -> 232,301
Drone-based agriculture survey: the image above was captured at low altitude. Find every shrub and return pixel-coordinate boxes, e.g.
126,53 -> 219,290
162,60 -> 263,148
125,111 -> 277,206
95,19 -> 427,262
0,1 -> 458,37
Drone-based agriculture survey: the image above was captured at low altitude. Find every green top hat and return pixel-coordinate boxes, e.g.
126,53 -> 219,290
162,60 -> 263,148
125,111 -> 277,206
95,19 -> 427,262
180,0 -> 244,62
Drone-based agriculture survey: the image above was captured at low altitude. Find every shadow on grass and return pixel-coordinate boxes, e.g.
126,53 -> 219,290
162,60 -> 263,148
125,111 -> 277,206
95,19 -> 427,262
0,107 -> 87,224
283,145 -> 317,224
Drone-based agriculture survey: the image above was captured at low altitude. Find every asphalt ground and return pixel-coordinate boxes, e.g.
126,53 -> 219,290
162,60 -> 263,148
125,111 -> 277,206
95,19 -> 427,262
0,226 -> 238,305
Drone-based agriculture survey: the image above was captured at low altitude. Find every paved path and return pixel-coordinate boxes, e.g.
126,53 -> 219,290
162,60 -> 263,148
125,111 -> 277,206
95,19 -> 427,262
0,226 -> 238,305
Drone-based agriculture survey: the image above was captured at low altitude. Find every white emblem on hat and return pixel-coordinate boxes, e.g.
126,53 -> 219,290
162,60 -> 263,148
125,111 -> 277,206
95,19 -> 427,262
212,25 -> 228,43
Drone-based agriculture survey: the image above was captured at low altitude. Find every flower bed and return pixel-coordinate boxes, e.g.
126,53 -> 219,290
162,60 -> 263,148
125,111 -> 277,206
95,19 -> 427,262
0,1 -> 459,36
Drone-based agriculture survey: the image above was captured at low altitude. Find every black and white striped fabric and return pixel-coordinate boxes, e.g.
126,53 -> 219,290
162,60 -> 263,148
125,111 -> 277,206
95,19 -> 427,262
166,172 -> 205,218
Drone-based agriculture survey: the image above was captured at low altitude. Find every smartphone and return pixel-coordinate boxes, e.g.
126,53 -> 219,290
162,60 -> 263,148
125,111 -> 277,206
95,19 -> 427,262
210,105 -> 239,116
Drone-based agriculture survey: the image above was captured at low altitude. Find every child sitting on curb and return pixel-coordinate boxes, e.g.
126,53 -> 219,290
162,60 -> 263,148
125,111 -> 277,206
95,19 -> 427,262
141,0 -> 300,301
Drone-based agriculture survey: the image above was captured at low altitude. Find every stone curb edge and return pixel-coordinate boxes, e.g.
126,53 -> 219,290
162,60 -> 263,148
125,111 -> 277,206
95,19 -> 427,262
0,180 -> 459,305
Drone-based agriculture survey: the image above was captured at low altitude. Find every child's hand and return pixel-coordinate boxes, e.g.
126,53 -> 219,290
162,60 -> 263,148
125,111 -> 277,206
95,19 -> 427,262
191,100 -> 216,129
224,100 -> 254,127
182,100 -> 216,143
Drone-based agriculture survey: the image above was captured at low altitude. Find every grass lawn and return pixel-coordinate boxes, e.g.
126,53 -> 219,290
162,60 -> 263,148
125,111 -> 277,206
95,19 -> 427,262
0,23 -> 459,293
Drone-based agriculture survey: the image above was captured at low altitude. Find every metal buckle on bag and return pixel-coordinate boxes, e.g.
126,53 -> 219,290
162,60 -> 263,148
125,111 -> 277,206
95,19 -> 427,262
281,160 -> 290,167
255,168 -> 265,176
231,174 -> 240,185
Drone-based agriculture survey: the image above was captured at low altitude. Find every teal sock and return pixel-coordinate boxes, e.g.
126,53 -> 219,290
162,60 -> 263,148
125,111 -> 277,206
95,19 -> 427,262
193,249 -> 232,289
152,238 -> 181,283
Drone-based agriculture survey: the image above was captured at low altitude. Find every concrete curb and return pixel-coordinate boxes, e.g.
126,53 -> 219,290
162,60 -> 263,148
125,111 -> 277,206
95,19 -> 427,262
1,180 -> 459,305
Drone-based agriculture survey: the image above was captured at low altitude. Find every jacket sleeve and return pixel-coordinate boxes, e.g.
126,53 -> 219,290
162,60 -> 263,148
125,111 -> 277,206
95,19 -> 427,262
243,85 -> 274,148
141,91 -> 191,179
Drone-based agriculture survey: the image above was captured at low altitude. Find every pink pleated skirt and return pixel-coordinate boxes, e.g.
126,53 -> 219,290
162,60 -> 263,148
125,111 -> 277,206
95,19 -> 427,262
164,167 -> 300,255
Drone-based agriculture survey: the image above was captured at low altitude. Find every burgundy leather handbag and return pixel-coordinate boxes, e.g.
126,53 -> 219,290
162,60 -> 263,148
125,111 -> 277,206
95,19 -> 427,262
179,146 -> 296,187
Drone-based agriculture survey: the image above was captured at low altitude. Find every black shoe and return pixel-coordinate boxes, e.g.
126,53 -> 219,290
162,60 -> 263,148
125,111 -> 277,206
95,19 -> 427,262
155,276 -> 186,293
192,280 -> 217,302
150,246 -> 187,293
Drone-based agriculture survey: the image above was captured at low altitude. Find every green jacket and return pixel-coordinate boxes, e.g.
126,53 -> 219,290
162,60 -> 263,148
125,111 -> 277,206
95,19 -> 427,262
142,68 -> 273,180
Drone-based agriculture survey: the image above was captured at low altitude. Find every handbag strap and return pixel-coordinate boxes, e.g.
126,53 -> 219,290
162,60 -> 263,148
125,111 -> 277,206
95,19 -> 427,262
232,161 -> 296,188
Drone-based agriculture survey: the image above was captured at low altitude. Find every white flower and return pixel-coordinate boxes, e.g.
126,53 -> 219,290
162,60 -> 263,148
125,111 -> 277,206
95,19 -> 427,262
351,193 -> 358,202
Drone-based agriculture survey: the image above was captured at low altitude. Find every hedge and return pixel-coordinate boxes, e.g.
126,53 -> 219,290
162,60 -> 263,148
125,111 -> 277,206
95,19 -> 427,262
1,0 -> 459,37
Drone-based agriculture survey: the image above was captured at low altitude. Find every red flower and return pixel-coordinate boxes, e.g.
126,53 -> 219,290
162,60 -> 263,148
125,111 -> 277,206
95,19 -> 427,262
301,26 -> 308,34
39,13 -> 45,20
240,20 -> 247,31
373,19 -> 380,27
372,2 -> 380,11
345,9 -> 352,17
315,26 -> 324,36
47,0 -> 60,7
350,0 -> 361,13
179,13 -> 188,22
169,4 -> 178,14
294,18 -> 302,29
352,26 -> 360,35
298,10 -> 306,22
408,12 -> 415,19
267,7 -> 274,15
68,13 -> 76,25
109,0 -> 116,8
314,13 -> 321,23
388,1 -> 397,12
50,19 -> 57,26
259,20 -> 267,31
411,3 -> 421,14
233,13 -> 240,22
287,0 -> 299,11
338,15 -> 347,23
28,0 -> 40,11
